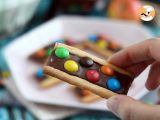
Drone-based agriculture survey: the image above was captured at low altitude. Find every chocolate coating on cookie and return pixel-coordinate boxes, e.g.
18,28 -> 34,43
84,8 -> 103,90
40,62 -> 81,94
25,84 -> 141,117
48,47 -> 133,94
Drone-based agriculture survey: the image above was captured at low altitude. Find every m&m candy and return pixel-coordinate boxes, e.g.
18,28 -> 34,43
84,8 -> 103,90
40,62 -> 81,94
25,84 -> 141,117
101,65 -> 114,76
36,49 -> 45,57
36,68 -> 44,78
64,60 -> 79,72
109,42 -> 120,50
80,57 -> 94,67
46,48 -> 52,56
86,70 -> 100,83
55,47 -> 69,59
96,40 -> 108,49
88,34 -> 98,42
1,71 -> 10,78
107,78 -> 121,92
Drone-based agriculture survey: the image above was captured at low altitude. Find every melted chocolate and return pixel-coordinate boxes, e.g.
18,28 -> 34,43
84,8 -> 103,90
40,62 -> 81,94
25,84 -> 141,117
48,51 -> 133,94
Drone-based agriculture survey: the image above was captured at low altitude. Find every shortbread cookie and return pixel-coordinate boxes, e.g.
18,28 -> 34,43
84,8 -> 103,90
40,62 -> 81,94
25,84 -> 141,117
88,34 -> 122,52
35,68 -> 61,88
43,43 -> 133,99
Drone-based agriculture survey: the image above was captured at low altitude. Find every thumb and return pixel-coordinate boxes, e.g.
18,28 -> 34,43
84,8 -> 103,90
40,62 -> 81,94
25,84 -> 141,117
107,95 -> 160,120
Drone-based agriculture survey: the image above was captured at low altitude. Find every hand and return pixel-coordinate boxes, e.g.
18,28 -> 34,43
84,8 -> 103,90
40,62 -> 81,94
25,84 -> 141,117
107,38 -> 160,120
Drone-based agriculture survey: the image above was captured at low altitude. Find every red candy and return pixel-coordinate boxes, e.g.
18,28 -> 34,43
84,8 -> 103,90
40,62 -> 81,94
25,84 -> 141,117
86,70 -> 100,83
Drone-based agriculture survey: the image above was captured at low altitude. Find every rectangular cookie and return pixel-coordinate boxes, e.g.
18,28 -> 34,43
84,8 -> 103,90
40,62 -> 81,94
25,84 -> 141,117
33,40 -> 114,89
34,68 -> 61,88
87,34 -> 122,53
43,43 -> 133,99
39,76 -> 61,88
76,41 -> 113,59
74,35 -> 122,59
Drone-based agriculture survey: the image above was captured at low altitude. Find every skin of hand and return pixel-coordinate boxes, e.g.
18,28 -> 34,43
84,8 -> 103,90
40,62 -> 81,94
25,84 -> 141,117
107,38 -> 160,120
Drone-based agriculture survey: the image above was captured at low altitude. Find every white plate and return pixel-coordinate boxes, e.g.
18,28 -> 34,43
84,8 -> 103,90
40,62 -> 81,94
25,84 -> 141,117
3,16 -> 153,110
4,79 -> 80,120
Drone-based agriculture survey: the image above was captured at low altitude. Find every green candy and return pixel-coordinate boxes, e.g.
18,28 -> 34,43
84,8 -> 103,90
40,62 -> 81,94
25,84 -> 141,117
46,48 -> 52,56
55,47 -> 69,59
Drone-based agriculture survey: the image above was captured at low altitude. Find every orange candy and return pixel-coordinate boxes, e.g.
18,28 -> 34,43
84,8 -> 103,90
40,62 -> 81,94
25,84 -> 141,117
109,42 -> 120,49
36,49 -> 46,57
101,65 -> 114,76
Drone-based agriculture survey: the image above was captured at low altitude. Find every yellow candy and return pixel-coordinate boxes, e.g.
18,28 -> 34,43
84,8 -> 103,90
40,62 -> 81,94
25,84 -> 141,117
2,71 -> 10,78
64,60 -> 79,72
96,40 -> 108,49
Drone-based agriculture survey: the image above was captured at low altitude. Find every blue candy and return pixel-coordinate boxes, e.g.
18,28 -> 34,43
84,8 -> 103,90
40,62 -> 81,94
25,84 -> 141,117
106,78 -> 121,92
88,34 -> 98,42
36,68 -> 44,78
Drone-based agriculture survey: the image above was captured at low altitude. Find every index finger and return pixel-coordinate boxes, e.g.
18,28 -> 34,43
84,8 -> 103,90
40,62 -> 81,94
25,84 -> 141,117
108,38 -> 160,67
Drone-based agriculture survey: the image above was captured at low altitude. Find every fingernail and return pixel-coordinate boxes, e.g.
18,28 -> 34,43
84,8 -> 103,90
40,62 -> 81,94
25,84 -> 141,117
107,96 -> 121,115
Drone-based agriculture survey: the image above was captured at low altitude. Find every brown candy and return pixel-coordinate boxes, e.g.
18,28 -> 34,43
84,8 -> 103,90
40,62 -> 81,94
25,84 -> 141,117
80,57 -> 94,67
